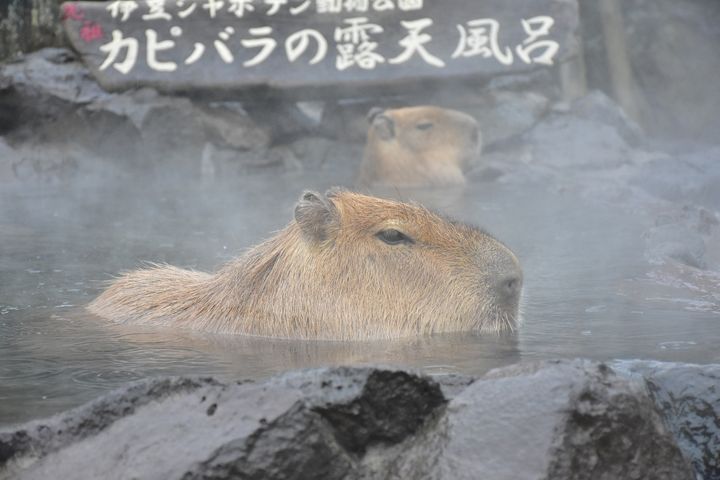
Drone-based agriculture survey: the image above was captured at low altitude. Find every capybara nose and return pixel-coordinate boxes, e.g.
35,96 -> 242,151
496,273 -> 522,303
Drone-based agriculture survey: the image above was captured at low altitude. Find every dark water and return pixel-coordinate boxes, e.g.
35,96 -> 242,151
1,170 -> 719,426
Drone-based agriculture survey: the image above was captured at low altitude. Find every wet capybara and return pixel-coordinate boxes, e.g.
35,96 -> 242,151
359,106 -> 481,187
88,189 -> 522,340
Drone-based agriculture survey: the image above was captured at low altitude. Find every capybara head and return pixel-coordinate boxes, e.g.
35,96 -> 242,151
88,189 -> 522,340
359,106 -> 482,187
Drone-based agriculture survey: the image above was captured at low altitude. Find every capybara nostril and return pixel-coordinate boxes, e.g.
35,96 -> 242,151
497,274 -> 522,301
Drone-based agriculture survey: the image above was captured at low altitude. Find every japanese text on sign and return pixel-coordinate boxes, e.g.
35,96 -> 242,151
64,0 -> 562,76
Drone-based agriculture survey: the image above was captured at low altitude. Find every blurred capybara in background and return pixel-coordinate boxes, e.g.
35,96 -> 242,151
359,106 -> 481,187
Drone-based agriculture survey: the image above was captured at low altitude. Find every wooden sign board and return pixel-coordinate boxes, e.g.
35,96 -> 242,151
61,0 -> 579,97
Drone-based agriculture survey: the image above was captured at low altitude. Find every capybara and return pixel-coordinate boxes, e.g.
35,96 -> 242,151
89,189 -> 521,340
359,106 -> 481,187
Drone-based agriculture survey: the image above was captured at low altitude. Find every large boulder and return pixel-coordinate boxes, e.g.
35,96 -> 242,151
0,361 -> 697,480
524,90 -> 642,172
0,48 -> 273,177
612,360 -> 720,480
429,360 -> 692,480
0,369 -> 446,480
631,147 -> 720,211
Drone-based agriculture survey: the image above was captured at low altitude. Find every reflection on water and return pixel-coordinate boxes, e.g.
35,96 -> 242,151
1,170 -> 719,426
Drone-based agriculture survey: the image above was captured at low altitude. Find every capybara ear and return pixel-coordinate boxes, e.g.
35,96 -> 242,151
294,190 -> 339,244
366,107 -> 385,123
371,112 -> 395,141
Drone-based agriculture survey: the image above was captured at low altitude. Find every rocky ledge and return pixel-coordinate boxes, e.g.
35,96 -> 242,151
1,359 -> 717,480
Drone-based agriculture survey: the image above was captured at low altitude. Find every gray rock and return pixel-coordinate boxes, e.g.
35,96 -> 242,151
245,101 -> 322,143
631,147 -> 720,210
0,48 -> 273,178
0,368 -> 446,480
0,138 -> 18,182
463,90 -> 551,147
87,90 -> 271,160
320,101 -> 378,144
570,91 -> 643,146
289,136 -> 338,169
0,362 -> 697,480
612,360 -> 720,480
290,136 -> 363,171
0,48 -> 107,114
431,374 -> 476,400
525,91 -> 639,171
644,222 -> 707,269
431,360 -> 692,480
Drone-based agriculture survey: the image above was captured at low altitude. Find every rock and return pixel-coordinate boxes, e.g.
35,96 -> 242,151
462,90 -> 551,147
0,48 -> 108,136
428,69 -> 557,148
289,136 -> 363,171
263,145 -> 304,172
244,101 -> 321,143
86,90 -> 271,167
524,91 -> 641,171
320,100 -> 379,143
631,147 -> 720,210
641,203 -> 720,270
653,206 -> 720,236
571,91 -> 643,146
0,368 -> 446,480
0,48 -> 273,178
612,360 -> 720,480
0,362 -> 697,480
289,136 -> 338,169
0,138 -> 18,182
644,223 -> 707,269
431,374 -> 476,400
431,360 -> 692,480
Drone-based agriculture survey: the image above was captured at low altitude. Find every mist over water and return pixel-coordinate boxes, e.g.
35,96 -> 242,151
2,165 -> 718,426
1,0 -> 719,437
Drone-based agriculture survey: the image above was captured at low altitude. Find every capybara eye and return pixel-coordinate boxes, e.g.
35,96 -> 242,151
416,122 -> 434,131
376,229 -> 414,245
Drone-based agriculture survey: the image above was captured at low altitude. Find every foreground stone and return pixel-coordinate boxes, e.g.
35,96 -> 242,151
612,360 -> 720,480
0,360 -> 697,480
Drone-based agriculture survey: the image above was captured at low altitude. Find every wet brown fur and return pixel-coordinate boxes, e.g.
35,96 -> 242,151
359,106 -> 481,187
88,189 -> 521,341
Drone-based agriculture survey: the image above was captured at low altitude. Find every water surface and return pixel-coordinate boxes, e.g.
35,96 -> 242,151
1,170 -> 718,426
